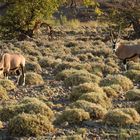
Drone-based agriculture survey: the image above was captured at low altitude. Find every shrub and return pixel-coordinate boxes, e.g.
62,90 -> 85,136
100,74 -> 133,91
0,79 -> 16,90
56,69 -> 87,81
79,92 -> 112,109
26,61 -> 42,73
0,85 -> 9,100
56,109 -> 90,124
125,70 -> 140,83
135,101 -> 140,114
0,97 -> 54,121
125,89 -> 140,101
69,100 -> 107,119
70,82 -> 104,101
104,108 -> 140,126
64,71 -> 101,87
25,72 -> 44,85
55,135 -> 83,140
8,113 -> 54,136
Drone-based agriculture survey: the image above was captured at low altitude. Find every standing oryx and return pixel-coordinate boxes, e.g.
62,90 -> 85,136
0,52 -> 26,85
110,27 -> 140,70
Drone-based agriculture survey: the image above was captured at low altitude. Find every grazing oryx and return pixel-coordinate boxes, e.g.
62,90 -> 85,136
0,52 -> 26,85
110,28 -> 140,71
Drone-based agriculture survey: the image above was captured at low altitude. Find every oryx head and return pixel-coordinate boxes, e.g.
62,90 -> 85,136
110,26 -> 121,52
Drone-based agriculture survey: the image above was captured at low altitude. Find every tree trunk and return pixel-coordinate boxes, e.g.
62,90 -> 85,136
132,19 -> 140,37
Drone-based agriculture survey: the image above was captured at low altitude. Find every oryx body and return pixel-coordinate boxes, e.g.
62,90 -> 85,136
0,53 -> 26,85
110,28 -> 140,70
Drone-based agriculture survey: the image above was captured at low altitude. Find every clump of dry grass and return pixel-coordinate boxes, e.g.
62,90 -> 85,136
70,82 -> 104,101
0,97 -> 54,121
103,84 -> 123,98
25,72 -> 44,85
125,89 -> 140,101
56,109 -> 90,124
64,71 -> 101,87
69,100 -> 107,119
55,135 -> 83,140
100,74 -> 133,91
0,85 -> 9,100
39,57 -> 61,68
125,70 -> 140,83
8,113 -> 54,136
79,92 -> 112,109
104,108 -> 140,126
0,79 -> 16,91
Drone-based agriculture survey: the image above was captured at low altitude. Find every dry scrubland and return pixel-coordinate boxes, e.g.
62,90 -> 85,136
1,24 -> 140,140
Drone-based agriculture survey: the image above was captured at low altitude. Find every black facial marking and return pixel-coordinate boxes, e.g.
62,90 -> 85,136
0,68 -> 3,71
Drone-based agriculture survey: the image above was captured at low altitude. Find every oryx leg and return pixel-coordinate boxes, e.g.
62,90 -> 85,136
15,69 -> 21,85
3,70 -> 9,79
123,59 -> 127,71
20,64 -> 26,86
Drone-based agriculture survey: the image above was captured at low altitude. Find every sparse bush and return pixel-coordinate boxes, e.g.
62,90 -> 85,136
0,97 -> 54,121
125,70 -> 140,83
104,108 -> 140,126
69,100 -> 107,119
0,85 -> 9,100
70,82 -> 104,101
100,74 -> 133,91
125,89 -> 140,101
64,71 -> 101,87
128,62 -> 140,70
8,113 -> 54,136
79,92 -> 112,109
56,109 -> 90,124
25,72 -> 44,85
0,79 -> 16,90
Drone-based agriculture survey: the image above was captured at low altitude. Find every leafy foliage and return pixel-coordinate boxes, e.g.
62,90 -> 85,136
0,0 -> 65,38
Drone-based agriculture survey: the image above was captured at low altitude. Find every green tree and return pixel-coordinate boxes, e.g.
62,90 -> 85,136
0,0 -> 65,39
103,0 -> 140,37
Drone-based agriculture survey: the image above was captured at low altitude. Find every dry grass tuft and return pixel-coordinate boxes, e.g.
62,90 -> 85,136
8,113 -> 54,136
100,74 -> 133,91
56,108 -> 90,124
125,89 -> 140,101
69,100 -> 107,119
25,72 -> 44,85
70,82 -> 104,101
0,79 -> 16,91
104,108 -> 140,126
79,92 -> 112,109
64,71 -> 101,87
0,97 -> 54,121
0,85 -> 9,100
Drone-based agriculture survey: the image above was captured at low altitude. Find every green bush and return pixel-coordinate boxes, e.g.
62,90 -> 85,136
56,109 -> 90,124
69,100 -> 107,119
100,74 -> 133,91
104,108 -> 140,126
70,82 -> 104,101
79,92 -> 112,109
8,113 -> 54,136
25,72 -> 44,85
